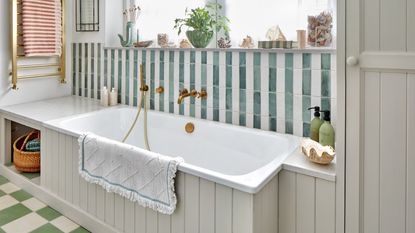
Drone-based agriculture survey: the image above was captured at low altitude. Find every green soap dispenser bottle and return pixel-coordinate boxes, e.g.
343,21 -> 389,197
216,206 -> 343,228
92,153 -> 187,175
308,106 -> 323,142
319,110 -> 335,149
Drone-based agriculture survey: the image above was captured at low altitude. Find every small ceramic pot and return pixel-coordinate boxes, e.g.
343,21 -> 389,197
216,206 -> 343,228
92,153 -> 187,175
185,30 -> 213,48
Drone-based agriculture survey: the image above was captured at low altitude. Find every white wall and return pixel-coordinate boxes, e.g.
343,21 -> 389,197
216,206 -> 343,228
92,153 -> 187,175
0,0 -> 71,107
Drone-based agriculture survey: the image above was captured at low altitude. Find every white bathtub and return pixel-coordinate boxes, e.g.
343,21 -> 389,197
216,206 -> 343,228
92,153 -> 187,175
45,106 -> 299,193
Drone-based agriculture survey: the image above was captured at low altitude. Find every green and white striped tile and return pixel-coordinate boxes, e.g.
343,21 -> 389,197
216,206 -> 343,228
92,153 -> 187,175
72,43 -> 336,137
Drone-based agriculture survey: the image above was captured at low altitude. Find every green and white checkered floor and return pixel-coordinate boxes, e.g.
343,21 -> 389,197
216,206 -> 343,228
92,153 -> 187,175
0,175 -> 90,233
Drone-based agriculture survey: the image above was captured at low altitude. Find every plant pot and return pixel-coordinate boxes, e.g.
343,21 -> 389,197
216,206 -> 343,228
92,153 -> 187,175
186,30 -> 213,48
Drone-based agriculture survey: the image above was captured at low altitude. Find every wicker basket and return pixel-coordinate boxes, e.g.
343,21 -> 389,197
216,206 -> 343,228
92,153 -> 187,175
13,130 -> 40,173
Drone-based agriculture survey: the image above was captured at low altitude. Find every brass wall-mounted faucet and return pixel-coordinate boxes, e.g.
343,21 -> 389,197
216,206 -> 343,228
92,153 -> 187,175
139,64 -> 148,92
177,89 -> 208,104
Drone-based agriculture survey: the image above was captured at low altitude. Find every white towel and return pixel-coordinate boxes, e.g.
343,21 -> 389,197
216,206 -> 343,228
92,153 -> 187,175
22,0 -> 62,57
78,133 -> 183,215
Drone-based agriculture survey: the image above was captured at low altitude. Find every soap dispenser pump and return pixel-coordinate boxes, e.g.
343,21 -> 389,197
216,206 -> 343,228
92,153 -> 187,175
308,106 -> 323,142
319,110 -> 335,149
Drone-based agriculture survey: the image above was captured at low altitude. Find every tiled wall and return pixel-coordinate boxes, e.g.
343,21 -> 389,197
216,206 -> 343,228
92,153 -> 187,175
72,43 -> 336,137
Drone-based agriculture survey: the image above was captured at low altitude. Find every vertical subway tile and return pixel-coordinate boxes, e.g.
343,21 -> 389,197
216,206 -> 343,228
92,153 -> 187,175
72,44 -> 76,95
118,49 -> 122,103
254,92 -> 261,116
269,92 -> 277,118
321,53 -> 331,70
254,66 -> 261,91
179,51 -> 184,115
321,97 -> 331,112
159,51 -> 165,112
269,53 -> 277,68
97,44 -> 102,99
302,95 -> 311,123
125,50 -> 129,104
84,43 -> 88,97
169,51 -> 174,113
133,50 -> 138,106
321,70 -> 331,97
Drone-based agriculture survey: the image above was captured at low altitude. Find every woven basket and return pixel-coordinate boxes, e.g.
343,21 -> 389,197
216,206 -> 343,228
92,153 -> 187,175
13,130 -> 40,173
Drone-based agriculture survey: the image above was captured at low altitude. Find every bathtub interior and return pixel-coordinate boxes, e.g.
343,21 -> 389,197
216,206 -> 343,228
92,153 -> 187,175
55,107 -> 299,176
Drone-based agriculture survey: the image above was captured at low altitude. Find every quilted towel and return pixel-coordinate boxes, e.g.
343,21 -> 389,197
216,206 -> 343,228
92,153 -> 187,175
22,0 -> 62,57
78,133 -> 183,215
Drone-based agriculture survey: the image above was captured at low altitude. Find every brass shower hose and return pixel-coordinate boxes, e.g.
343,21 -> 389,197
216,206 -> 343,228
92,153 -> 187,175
122,64 -> 151,151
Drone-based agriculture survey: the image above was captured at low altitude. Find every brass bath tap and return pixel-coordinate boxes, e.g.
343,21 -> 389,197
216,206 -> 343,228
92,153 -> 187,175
177,89 -> 198,104
139,64 -> 148,92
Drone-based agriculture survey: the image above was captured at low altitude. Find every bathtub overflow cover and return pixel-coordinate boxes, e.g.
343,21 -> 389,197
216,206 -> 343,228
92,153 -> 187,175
185,122 -> 195,134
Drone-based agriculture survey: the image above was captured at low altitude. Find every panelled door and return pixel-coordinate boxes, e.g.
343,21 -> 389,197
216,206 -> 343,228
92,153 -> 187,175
345,0 -> 415,232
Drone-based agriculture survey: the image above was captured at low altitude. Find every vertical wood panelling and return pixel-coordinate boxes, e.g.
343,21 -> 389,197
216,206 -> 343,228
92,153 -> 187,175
146,208 -> 158,233
105,192 -> 115,226
171,172 -> 185,233
51,131 -> 59,193
379,73 -> 407,233
58,134 -> 66,198
279,170 -> 296,233
72,137 -> 80,206
185,174 -> 199,233
96,187 -> 105,221
315,179 -> 336,233
233,190 -> 253,233
199,179 -> 215,233
65,136 -> 73,203
380,0 -> 407,50
296,174 -> 316,233
407,74 -> 415,233
134,204 -> 146,233
363,72 -> 380,233
253,175 -> 278,233
364,0 -> 380,50
215,184 -> 232,233
407,0 -> 415,51
158,213 -> 171,233
114,195 -> 125,231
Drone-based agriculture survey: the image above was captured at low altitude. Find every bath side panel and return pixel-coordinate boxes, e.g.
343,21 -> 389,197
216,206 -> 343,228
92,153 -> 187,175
253,174 -> 279,233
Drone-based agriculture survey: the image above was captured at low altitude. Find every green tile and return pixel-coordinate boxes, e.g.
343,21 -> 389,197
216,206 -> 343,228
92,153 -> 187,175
269,68 -> 276,92
70,227 -> 90,233
201,51 -> 207,64
226,88 -> 232,110
239,67 -> 246,89
190,51 -> 195,63
269,92 -> 277,118
213,51 -> 219,66
0,176 -> 8,185
213,65 -> 219,86
321,53 -> 331,70
285,93 -> 293,121
36,207 -> 62,221
285,53 -> 293,68
97,43 -> 101,99
303,53 -> 311,69
226,66 -> 232,88
213,87 -> 219,109
269,118 -> 277,131
285,120 -> 293,134
213,109 -> 219,122
169,51 -> 175,63
201,65 -> 207,87
321,97 -> 331,112
254,115 -> 261,129
269,53 -> 277,68
179,51 -> 184,64
321,70 -> 331,97
254,66 -> 261,91
239,52 -> 246,66
302,95 -> 311,123
21,172 -> 40,180
254,52 -> 261,66
302,69 -> 312,95
226,111 -> 232,124
0,190 -> 6,197
226,52 -> 232,66
31,223 -> 64,233
239,89 -> 246,113
160,50 -> 165,62
10,190 -> 32,202
254,92 -> 261,115
0,227 -> 5,233
239,113 -> 246,126
0,204 -> 31,226
285,69 -> 293,94
303,122 -> 311,137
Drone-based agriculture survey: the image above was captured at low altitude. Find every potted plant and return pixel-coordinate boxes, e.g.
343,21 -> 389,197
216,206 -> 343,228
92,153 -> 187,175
174,3 -> 230,48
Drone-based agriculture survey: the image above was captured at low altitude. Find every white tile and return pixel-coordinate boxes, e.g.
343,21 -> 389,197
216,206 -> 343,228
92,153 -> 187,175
331,53 -> 337,71
277,118 -> 286,133
184,50 -> 190,65
331,70 -> 337,98
173,51 -> 180,115
293,121 -> 303,137
207,64 -> 213,86
2,213 -> 47,233
232,51 -> 239,66
246,113 -> 254,128
219,87 -> 226,110
277,53 -> 285,68
293,95 -> 303,121
51,216 -> 79,233
219,109 -> 226,123
312,53 -> 321,70
261,52 -> 269,68
207,107 -> 213,121
207,50 -> 213,65
120,49 -> 126,105
261,90 -> 269,117
246,63 -> 254,90
293,69 -> 302,95
206,86 -> 213,108
219,65 -> 226,87
331,98 -> 337,128
277,93 -> 285,118
311,70 -> 321,97
277,69 -> 285,93
21,198 -> 46,212
246,90 -> 254,114
294,53 -> 303,69
232,111 -> 240,125
219,51 -> 226,66
311,96 -> 321,110
154,51 -> 160,111
0,195 -> 19,211
246,52 -> 254,67
0,183 -> 20,194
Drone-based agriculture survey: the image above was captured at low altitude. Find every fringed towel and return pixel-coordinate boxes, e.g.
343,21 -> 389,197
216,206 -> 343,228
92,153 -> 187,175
78,133 -> 183,215
22,0 -> 62,57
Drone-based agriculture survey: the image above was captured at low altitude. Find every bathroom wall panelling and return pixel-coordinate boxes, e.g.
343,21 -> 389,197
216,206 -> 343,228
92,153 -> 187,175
72,43 -> 336,137
41,128 -> 336,233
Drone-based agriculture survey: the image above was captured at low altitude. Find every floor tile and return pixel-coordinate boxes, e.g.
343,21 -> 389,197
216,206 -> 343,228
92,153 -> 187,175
22,198 -> 47,212
69,227 -> 90,233
0,190 -> 5,198
20,173 -> 40,180
31,223 -> 64,233
50,216 -> 79,233
0,196 -> 19,211
1,212 -> 47,233
0,183 -> 20,194
0,204 -> 32,226
0,177 -> 8,186
36,207 -> 62,221
10,190 -> 32,202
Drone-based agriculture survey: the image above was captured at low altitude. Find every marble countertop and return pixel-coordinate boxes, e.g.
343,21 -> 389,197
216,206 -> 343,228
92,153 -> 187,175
0,95 -> 336,182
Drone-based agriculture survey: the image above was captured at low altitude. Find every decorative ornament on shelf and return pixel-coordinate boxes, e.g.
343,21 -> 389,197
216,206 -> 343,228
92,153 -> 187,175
301,138 -> 335,165
134,40 -> 153,48
158,34 -> 176,48
119,4 -> 141,47
217,37 -> 231,48
179,39 -> 193,48
307,11 -> 333,47
239,36 -> 255,49
265,25 -> 286,41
